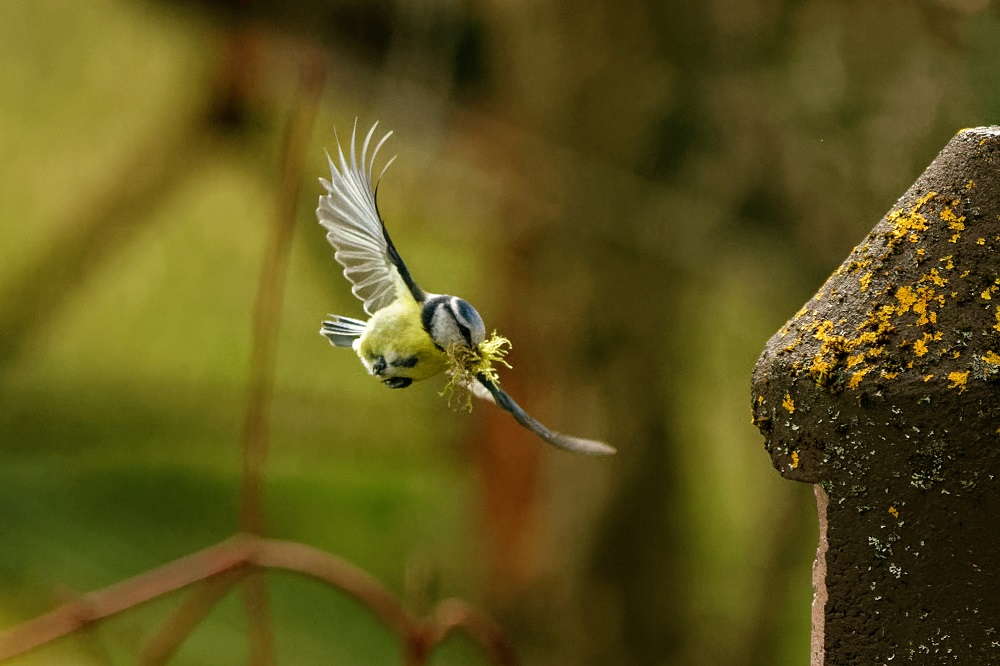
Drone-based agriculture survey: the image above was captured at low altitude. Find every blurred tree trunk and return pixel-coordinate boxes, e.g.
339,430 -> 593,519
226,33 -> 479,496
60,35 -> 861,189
465,0 -> 701,661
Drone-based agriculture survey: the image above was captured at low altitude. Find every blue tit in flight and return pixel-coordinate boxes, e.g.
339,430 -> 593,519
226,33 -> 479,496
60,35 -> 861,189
316,121 -> 615,456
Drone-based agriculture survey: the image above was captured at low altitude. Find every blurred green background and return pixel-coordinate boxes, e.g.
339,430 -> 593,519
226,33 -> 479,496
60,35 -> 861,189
2,0 -> 1000,663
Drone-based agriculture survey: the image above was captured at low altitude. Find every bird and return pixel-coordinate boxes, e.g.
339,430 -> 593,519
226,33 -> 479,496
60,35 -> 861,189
316,121 -> 615,456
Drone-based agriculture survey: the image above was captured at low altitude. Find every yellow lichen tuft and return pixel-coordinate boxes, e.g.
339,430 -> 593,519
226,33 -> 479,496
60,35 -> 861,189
888,506 -> 899,518
982,351 -> 1000,366
887,192 -> 936,247
782,393 -> 795,414
859,272 -> 873,292
440,331 -> 512,411
977,238 -> 986,245
895,286 -> 918,313
847,368 -> 869,390
790,451 -> 800,469
923,268 -> 947,287
947,370 -> 969,392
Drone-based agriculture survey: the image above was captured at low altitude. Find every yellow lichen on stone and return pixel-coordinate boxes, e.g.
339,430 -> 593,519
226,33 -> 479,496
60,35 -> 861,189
895,284 -> 943,326
782,393 -> 795,414
847,368 -> 869,389
947,370 -> 969,391
913,338 -> 929,357
923,374 -> 934,382
887,192 -> 936,246
791,451 -> 800,469
882,370 -> 899,380
846,354 -> 864,367
940,255 -> 954,270
966,179 -> 975,189
922,268 -> 947,287
941,206 -> 966,244
888,506 -> 899,518
982,290 -> 993,301
982,351 -> 1000,365
977,238 -> 986,245
860,272 -> 873,292
810,357 -> 834,385
895,286 -> 918,313
994,307 -> 1000,333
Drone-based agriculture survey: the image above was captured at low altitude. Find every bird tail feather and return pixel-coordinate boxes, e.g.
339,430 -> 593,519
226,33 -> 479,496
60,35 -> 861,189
321,315 -> 366,348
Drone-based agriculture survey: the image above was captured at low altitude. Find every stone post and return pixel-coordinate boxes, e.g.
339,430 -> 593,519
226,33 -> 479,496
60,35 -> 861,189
752,127 -> 1000,664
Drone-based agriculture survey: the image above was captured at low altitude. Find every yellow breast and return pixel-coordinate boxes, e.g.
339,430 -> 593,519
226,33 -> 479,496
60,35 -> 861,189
356,297 -> 447,382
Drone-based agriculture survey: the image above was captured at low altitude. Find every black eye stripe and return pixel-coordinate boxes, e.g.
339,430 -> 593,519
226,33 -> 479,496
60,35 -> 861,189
391,355 -> 420,368
421,296 -> 448,336
444,298 -> 472,345
456,320 -> 472,345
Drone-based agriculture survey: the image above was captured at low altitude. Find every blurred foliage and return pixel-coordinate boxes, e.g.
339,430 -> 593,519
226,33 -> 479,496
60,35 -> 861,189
2,0 -> 1000,664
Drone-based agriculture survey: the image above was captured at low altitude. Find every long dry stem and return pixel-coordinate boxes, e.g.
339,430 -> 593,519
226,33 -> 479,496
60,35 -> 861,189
236,52 -> 326,666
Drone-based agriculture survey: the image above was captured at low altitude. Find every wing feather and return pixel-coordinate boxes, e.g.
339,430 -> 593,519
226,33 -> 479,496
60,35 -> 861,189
318,120 -> 418,315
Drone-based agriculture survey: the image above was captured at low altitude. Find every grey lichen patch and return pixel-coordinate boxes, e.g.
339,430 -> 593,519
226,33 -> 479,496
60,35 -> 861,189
909,440 -> 949,490
868,532 -> 900,559
969,350 -> 1000,382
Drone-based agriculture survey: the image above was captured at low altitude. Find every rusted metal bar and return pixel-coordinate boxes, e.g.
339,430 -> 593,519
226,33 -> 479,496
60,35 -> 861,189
0,535 -> 520,664
0,536 -> 254,660
753,127 -> 1000,664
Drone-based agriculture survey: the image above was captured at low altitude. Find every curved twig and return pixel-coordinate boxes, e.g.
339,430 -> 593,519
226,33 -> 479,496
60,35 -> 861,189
0,535 -> 519,664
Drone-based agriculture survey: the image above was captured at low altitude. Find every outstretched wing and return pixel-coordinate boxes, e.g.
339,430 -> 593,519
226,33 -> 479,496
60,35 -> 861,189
317,121 -> 423,315
475,373 -> 616,456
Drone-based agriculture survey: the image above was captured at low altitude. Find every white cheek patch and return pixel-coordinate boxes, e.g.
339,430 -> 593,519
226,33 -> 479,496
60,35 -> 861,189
431,307 -> 462,347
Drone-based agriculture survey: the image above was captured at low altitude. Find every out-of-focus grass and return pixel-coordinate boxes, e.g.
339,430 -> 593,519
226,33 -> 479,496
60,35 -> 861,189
0,1 -> 488,663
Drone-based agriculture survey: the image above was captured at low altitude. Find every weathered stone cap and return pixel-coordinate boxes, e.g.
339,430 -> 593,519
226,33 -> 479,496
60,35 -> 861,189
752,127 -> 1000,486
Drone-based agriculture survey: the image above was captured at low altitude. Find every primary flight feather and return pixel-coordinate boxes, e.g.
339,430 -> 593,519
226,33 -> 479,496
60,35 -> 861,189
317,121 -> 615,456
